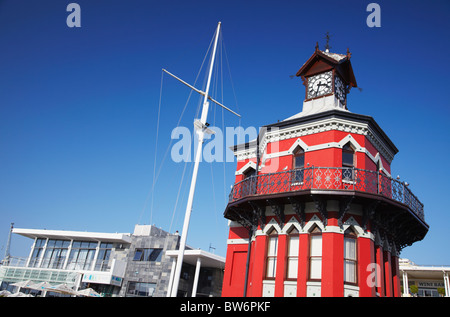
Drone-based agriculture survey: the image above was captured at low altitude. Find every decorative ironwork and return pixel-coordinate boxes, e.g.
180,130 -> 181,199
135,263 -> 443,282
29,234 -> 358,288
288,197 -> 306,228
338,196 -> 354,227
229,166 -> 424,221
362,200 -> 379,231
312,195 -> 327,227
268,201 -> 285,227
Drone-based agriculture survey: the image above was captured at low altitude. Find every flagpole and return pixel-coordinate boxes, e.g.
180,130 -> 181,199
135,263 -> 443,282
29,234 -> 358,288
170,21 -> 222,297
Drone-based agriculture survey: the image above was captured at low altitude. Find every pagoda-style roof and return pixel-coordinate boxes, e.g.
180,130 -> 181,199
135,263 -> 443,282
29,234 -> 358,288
296,46 -> 357,88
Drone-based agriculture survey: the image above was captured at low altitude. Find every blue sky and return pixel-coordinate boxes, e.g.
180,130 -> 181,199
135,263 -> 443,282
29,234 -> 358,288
0,0 -> 449,265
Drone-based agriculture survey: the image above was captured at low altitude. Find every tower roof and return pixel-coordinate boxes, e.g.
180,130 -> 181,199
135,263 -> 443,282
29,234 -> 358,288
296,46 -> 357,88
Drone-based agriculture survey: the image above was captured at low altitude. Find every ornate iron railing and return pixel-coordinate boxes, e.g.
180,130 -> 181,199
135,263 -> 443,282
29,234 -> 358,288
228,167 -> 424,221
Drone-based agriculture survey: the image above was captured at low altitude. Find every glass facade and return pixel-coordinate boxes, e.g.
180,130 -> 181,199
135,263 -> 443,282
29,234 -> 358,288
133,248 -> 162,262
126,282 -> 157,297
28,238 -> 114,271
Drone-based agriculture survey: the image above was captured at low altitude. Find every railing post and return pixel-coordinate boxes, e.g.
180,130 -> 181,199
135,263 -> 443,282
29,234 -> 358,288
402,182 -> 406,204
377,170 -> 380,194
352,166 -> 356,189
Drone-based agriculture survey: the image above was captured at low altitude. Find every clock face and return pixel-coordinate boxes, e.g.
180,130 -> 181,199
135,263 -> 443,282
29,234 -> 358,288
308,71 -> 332,99
334,75 -> 346,104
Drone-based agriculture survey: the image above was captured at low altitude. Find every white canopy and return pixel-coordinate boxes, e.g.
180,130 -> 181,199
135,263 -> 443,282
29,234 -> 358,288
45,283 -> 77,295
76,288 -> 101,297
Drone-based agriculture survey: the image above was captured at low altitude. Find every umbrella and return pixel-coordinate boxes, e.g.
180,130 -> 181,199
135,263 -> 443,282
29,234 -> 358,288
29,281 -> 52,291
11,280 -> 34,289
0,290 -> 11,297
8,292 -> 33,297
76,288 -> 101,297
45,283 -> 77,295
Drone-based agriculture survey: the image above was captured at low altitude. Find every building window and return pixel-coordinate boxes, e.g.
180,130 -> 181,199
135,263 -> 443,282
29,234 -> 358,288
286,228 -> 299,280
309,226 -> 322,280
66,241 -> 98,270
95,243 -> 113,271
342,143 -> 355,181
292,146 -> 305,183
265,230 -> 278,279
133,248 -> 163,262
243,167 -> 256,179
41,239 -> 70,269
29,238 -> 46,268
126,282 -> 156,297
344,228 -> 358,284
243,167 -> 257,195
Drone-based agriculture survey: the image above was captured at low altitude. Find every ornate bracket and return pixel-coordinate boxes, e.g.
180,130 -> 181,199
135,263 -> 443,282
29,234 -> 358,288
249,201 -> 265,229
266,199 -> 285,227
338,196 -> 354,228
311,195 -> 327,227
230,207 -> 255,231
287,197 -> 306,228
362,200 -> 379,231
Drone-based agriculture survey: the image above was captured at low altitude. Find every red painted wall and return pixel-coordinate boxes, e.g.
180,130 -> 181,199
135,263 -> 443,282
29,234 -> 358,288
223,127 -> 398,297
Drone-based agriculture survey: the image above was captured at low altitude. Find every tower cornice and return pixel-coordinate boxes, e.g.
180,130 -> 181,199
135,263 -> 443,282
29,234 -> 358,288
232,110 -> 398,164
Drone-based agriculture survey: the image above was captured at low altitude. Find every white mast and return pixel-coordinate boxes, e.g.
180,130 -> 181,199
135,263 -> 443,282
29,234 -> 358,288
165,22 -> 239,297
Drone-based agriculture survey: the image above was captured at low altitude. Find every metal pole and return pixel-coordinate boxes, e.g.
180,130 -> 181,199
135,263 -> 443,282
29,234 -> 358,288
170,22 -> 222,297
243,226 -> 254,297
2,223 -> 14,265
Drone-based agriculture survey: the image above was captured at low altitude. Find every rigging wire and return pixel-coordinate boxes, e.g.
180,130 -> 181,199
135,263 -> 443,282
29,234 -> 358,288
142,25 -> 241,241
161,29 -> 217,232
137,70 -> 163,225
222,33 -> 242,200
138,32 -> 215,228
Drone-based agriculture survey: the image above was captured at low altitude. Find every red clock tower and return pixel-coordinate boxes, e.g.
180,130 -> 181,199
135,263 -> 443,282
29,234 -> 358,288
221,45 -> 428,297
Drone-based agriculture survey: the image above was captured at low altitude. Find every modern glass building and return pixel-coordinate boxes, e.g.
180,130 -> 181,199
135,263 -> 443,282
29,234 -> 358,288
0,225 -> 224,297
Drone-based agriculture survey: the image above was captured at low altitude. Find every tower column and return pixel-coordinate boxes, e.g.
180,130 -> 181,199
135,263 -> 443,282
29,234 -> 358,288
383,250 -> 393,297
375,244 -> 385,297
275,234 -> 287,297
297,233 -> 309,297
321,230 -> 344,297
391,255 -> 401,297
250,234 -> 267,297
358,236 -> 376,297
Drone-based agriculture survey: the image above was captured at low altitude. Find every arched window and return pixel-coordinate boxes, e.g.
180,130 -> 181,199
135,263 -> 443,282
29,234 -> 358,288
243,167 -> 257,196
344,227 -> 358,284
309,226 -> 322,280
243,167 -> 256,179
286,227 -> 299,280
342,143 -> 355,181
292,146 -> 305,183
265,229 -> 279,279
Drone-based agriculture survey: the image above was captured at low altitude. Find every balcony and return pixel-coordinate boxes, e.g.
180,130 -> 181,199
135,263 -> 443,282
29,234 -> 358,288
228,166 -> 425,222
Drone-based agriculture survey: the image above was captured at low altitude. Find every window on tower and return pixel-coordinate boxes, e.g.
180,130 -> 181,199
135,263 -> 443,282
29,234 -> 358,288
292,146 -> 305,183
265,229 -> 279,279
286,227 -> 300,280
243,167 -> 256,196
342,143 -> 355,181
243,167 -> 256,179
309,226 -> 322,281
344,228 -> 358,284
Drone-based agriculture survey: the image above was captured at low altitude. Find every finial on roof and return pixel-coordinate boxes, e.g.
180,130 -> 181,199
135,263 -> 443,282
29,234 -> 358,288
324,31 -> 331,53
315,42 -> 319,51
347,47 -> 352,59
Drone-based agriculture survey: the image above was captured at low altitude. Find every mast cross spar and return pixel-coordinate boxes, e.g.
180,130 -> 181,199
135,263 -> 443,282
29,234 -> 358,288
164,22 -> 241,297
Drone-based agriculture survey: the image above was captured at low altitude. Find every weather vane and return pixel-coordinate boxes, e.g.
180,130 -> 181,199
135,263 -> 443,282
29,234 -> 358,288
324,31 -> 331,52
